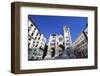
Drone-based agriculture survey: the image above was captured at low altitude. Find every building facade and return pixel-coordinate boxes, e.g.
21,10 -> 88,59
28,17 -> 46,60
45,33 -> 57,59
71,25 -> 88,58
45,25 -> 72,59
57,35 -> 64,56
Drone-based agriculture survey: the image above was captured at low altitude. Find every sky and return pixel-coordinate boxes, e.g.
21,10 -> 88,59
29,15 -> 88,43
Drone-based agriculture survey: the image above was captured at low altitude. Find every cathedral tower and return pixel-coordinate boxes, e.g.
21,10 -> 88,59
63,25 -> 72,49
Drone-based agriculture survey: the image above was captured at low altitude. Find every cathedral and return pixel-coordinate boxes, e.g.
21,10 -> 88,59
45,25 -> 72,59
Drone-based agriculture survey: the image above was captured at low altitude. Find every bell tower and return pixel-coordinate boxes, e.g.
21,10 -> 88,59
63,25 -> 72,49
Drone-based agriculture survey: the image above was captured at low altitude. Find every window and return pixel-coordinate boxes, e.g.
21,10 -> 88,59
66,40 -> 69,42
36,33 -> 38,36
82,41 -> 84,44
31,24 -> 33,26
28,43 -> 30,46
33,41 -> 35,44
35,37 -> 37,40
39,46 -> 43,50
28,52 -> 30,55
64,28 -> 68,31
28,28 -> 30,32
28,38 -> 31,41
37,41 -> 39,43
31,56 -> 34,59
52,34 -> 56,36
59,37 -> 63,41
34,27 -> 36,30
64,29 -> 67,31
66,43 -> 70,45
52,40 -> 56,42
66,36 -> 68,38
34,49 -> 36,51
31,32 -> 34,36
35,44 -> 38,47
50,43 -> 55,46
38,37 -> 40,40
28,48 -> 31,51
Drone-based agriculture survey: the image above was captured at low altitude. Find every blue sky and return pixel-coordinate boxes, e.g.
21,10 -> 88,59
29,15 -> 88,42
